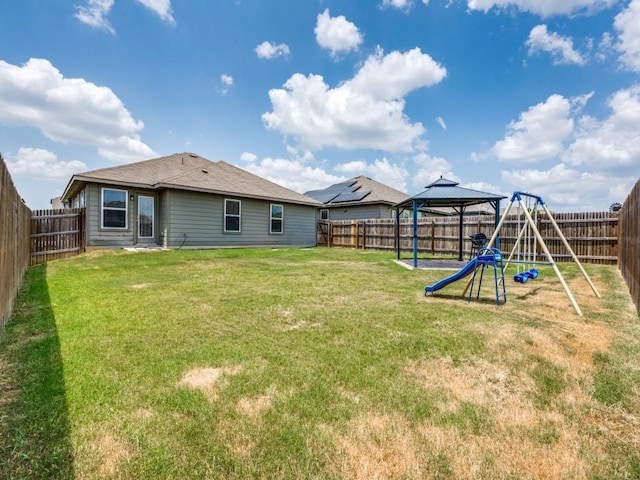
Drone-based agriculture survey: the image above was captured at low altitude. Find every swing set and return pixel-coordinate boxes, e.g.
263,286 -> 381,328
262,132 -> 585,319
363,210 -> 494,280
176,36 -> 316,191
485,191 -> 600,316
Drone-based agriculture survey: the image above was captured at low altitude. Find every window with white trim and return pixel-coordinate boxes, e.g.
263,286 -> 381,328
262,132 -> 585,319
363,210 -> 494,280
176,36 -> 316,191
224,199 -> 241,232
101,188 -> 128,229
270,204 -> 283,234
320,209 -> 329,220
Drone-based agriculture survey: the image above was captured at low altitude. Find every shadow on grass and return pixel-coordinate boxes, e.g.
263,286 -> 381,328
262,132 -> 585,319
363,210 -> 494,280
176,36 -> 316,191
0,263 -> 74,479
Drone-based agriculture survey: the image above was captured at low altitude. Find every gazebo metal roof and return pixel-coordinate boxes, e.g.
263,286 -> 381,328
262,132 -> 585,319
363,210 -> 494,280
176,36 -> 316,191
395,177 -> 508,266
395,177 -> 506,208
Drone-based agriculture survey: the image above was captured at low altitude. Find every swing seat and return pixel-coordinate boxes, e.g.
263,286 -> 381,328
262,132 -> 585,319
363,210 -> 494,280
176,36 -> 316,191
514,272 -> 529,283
514,269 -> 539,283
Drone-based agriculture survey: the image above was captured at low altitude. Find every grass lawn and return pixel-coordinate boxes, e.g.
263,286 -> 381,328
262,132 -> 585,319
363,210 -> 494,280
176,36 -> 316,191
1,247 -> 639,479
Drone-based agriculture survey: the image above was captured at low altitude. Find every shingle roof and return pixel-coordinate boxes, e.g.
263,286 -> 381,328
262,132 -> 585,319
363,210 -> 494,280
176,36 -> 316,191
396,177 -> 506,208
305,175 -> 409,206
61,153 -> 321,206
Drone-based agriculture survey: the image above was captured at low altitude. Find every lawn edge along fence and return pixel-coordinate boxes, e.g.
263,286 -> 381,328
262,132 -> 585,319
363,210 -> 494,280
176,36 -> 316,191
1,155 -> 86,335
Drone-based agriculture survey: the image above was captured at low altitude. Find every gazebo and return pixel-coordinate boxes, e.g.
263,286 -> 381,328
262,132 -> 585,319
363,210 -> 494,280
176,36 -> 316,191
395,177 -> 507,267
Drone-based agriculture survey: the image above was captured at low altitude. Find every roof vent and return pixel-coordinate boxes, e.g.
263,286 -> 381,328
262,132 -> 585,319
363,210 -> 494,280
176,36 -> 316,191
189,153 -> 198,158
202,169 -> 208,174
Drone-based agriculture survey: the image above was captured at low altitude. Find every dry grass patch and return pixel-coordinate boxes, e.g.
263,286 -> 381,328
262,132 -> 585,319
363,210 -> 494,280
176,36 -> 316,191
405,356 -> 593,478
177,365 -> 242,402
417,422 -> 588,479
331,413 -> 425,480
235,385 -> 280,418
80,428 -> 133,479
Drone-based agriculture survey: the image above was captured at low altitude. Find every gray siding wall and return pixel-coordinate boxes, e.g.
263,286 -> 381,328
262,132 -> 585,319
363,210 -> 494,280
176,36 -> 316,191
323,204 -> 392,221
164,190 -> 317,247
85,183 -> 160,247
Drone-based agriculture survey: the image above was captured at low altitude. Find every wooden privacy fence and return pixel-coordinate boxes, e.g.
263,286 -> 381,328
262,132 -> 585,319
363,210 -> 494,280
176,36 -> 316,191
1,156 -> 31,334
618,178 -> 640,314
30,208 -> 86,265
318,211 -> 618,265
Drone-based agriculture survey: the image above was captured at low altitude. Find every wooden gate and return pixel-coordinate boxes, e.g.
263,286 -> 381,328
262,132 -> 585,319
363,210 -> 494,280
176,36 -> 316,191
30,208 -> 86,265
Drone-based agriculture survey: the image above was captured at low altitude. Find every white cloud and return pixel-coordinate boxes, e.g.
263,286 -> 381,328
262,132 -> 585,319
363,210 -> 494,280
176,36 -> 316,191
463,181 -> 505,196
382,0 -> 413,9
382,0 -> 430,8
6,147 -> 87,180
135,0 -> 176,25
564,85 -> 640,172
490,93 -> 591,163
220,74 -> 234,95
315,9 -> 363,57
255,41 -> 291,59
262,48 -> 446,153
526,25 -> 586,65
240,151 -> 257,162
500,163 -> 630,211
335,157 -> 409,192
348,47 -> 447,100
75,0 -> 175,32
74,0 -> 115,34
614,0 -> 640,72
436,116 -> 447,130
467,0 -> 617,17
411,152 -> 457,190
0,58 -> 156,162
237,157 -> 346,193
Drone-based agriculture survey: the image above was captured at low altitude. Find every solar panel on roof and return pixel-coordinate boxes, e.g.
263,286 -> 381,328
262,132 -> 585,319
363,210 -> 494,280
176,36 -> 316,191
308,191 -> 340,203
305,177 -> 376,204
332,190 -> 371,203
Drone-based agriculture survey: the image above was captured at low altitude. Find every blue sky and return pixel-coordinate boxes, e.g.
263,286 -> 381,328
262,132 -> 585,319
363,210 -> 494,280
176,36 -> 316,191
1,0 -> 639,211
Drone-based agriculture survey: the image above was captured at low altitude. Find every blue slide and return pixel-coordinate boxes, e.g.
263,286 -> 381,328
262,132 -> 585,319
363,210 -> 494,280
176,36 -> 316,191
424,258 -> 478,294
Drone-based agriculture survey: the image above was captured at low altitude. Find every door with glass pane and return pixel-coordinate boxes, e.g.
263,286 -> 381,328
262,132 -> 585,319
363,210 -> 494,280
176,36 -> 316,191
137,195 -> 155,244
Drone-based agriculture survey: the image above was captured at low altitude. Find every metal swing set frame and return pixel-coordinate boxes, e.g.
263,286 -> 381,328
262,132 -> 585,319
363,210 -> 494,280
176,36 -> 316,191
485,192 -> 600,316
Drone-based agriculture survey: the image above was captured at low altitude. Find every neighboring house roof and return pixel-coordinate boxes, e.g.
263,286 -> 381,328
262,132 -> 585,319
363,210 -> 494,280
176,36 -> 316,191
61,153 -> 321,206
305,176 -> 409,207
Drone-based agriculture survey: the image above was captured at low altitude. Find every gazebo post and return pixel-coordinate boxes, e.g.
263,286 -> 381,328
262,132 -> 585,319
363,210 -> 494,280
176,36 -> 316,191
412,199 -> 418,268
395,206 -> 400,260
457,205 -> 466,261
494,200 -> 501,251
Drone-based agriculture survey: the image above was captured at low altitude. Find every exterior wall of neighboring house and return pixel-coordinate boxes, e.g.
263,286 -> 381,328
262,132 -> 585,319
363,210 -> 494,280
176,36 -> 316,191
163,190 -> 317,247
321,203 -> 393,221
77,183 -> 317,248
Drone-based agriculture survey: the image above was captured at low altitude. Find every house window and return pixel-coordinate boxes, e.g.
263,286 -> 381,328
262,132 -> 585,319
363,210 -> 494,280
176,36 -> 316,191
101,188 -> 128,229
320,209 -> 329,220
224,199 -> 241,232
270,204 -> 283,234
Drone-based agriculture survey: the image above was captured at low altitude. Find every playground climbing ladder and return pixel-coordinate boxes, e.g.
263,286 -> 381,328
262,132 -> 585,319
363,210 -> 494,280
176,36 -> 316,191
467,248 -> 507,305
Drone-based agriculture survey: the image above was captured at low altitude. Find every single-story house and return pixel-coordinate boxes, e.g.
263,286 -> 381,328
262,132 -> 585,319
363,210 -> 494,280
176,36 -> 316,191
61,152 -> 321,248
304,176 -> 411,221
